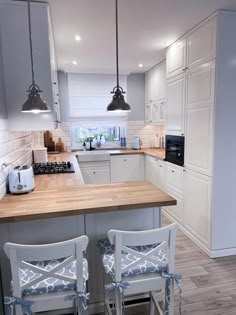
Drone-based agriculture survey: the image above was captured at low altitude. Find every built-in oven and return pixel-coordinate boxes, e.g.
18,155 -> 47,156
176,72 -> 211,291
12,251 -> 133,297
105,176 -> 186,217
165,135 -> 185,166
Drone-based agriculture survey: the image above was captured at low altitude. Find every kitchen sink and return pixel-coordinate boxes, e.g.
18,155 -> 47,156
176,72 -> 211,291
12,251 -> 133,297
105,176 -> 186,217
76,151 -> 110,162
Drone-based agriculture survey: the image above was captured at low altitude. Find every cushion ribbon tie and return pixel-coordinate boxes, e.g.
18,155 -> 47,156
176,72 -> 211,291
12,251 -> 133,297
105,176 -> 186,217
65,292 -> 90,314
161,271 -> 182,315
4,296 -> 34,315
105,281 -> 129,315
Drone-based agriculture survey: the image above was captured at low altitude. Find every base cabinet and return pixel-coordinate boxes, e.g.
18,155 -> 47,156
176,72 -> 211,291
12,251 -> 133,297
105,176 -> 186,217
184,169 -> 212,247
145,156 -> 166,191
111,155 -> 144,183
79,161 -> 110,184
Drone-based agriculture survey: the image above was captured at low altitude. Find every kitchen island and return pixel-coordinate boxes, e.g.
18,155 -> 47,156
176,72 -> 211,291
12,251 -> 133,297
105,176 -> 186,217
0,151 -> 175,314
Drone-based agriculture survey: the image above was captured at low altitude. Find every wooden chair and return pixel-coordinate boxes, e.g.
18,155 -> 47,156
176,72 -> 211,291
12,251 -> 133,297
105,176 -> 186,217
4,235 -> 89,315
97,223 -> 180,315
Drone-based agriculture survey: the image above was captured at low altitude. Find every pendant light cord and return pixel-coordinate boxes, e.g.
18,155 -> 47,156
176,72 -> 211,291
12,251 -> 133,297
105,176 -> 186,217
115,0 -> 119,89
27,0 -> 35,85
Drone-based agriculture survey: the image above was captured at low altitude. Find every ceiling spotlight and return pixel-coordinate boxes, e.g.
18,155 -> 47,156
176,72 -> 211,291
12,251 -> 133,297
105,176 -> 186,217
138,64 -> 143,68
72,60 -> 77,65
74,35 -> 81,41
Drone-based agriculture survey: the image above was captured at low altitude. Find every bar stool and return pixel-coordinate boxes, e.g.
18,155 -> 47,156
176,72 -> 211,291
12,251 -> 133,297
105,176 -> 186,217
4,235 -> 89,315
97,223 -> 181,315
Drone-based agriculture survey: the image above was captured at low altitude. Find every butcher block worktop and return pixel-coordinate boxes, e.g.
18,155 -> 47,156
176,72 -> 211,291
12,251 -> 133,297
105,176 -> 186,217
0,150 -> 174,224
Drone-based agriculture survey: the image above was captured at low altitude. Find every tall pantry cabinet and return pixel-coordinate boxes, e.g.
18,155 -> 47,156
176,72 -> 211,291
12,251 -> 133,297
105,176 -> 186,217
165,11 -> 236,258
0,1 -> 58,131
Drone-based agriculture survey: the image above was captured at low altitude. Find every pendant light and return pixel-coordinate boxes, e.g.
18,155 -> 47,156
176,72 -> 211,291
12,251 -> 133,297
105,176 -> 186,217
107,0 -> 131,112
22,0 -> 51,113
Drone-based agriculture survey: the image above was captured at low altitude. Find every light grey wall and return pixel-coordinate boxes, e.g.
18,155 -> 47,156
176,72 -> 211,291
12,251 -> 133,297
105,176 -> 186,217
0,26 -> 7,119
127,73 -> 145,121
58,71 -> 69,122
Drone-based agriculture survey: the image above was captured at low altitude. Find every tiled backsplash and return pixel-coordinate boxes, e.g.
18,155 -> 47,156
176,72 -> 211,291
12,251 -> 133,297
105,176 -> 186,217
0,119 -> 40,199
127,121 -> 165,148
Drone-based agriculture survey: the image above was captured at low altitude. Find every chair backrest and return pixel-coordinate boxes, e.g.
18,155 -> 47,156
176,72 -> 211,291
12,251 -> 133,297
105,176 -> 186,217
108,224 -> 178,282
4,235 -> 89,298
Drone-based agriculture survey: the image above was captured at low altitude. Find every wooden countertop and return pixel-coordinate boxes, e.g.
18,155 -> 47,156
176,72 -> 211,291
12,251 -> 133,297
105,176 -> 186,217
0,181 -> 176,223
108,148 -> 165,160
0,150 -> 174,224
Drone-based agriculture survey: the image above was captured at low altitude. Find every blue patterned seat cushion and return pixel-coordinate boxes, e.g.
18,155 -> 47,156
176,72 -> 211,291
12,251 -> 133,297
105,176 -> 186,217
17,258 -> 88,296
97,238 -> 167,278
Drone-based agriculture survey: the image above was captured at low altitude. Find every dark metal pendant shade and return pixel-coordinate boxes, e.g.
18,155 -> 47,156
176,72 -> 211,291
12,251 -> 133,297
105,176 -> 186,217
107,0 -> 131,112
107,87 -> 131,112
22,0 -> 51,113
22,83 -> 50,113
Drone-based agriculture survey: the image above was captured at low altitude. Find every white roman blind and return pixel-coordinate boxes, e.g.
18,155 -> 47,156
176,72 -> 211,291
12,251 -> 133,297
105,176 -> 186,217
68,73 -> 127,117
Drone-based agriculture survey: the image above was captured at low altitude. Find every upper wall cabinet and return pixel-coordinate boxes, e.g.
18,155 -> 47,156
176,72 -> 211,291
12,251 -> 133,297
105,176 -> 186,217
166,39 -> 186,79
0,1 -> 57,131
145,61 -> 166,103
187,17 -> 217,70
166,17 -> 217,79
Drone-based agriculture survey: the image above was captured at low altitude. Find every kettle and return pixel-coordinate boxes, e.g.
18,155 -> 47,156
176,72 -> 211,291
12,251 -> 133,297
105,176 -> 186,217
131,136 -> 142,150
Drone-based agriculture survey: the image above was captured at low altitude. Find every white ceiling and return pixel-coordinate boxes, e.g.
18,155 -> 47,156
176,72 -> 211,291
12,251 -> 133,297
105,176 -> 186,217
48,0 -> 236,74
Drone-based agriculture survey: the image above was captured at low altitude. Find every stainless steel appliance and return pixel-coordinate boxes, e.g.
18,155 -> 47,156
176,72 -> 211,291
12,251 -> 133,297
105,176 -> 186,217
33,162 -> 75,175
165,135 -> 184,166
9,166 -> 35,194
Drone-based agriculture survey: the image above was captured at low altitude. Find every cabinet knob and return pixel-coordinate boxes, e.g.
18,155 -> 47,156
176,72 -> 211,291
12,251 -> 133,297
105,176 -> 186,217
160,165 -> 162,168
171,170 -> 174,173
183,169 -> 186,172
93,171 -> 96,174
181,133 -> 184,136
54,102 -> 58,105
124,159 -> 127,162
53,82 -> 57,85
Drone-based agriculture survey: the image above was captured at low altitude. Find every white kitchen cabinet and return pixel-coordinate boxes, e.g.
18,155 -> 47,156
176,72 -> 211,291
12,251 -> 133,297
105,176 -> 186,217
165,189 -> 184,224
187,17 -> 217,70
145,61 -> 166,103
184,169 -> 212,247
166,73 -> 185,135
111,155 -> 144,182
145,156 -> 166,191
145,103 -> 152,123
0,1 -> 56,131
166,38 -> 186,79
185,61 -> 215,176
166,162 -> 184,195
79,161 -> 110,184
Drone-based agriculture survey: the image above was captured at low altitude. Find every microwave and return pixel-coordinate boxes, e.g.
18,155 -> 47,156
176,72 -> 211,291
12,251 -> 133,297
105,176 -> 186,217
165,135 -> 185,166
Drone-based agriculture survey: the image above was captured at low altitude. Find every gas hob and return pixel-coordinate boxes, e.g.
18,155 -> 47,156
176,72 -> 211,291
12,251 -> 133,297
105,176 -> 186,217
33,162 -> 75,175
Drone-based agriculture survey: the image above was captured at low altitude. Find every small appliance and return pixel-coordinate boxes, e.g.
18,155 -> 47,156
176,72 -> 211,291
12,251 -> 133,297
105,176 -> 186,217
131,137 -> 142,150
9,166 -> 35,194
165,135 -> 185,166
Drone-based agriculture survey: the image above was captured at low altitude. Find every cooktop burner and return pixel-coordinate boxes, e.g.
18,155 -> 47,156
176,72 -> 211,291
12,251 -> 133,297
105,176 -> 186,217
33,161 -> 75,175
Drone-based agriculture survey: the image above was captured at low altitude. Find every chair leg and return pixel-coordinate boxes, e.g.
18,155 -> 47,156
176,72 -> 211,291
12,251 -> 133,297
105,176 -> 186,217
168,280 -> 174,315
149,292 -> 155,315
115,288 -> 122,315
15,304 -> 23,315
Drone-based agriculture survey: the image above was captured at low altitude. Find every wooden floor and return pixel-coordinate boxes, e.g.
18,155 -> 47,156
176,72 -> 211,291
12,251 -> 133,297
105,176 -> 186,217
97,214 -> 236,315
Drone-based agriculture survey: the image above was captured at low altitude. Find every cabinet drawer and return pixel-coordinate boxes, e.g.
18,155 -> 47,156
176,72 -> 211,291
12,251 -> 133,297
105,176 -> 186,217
166,163 -> 184,194
81,167 -> 110,184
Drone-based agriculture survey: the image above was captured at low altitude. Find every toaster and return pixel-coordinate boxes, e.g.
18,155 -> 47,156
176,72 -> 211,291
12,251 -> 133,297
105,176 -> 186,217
9,166 -> 35,194
131,136 -> 142,150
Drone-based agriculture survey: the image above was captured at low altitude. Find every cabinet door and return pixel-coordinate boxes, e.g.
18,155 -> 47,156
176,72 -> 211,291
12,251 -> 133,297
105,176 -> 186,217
166,38 -> 186,79
165,189 -> 184,223
145,156 -> 160,187
151,102 -> 160,123
81,168 -> 110,184
185,61 -> 215,176
187,17 -> 217,70
166,163 -> 184,195
184,169 -> 212,246
159,100 -> 166,122
166,73 -> 185,135
159,61 -> 167,100
145,103 -> 152,123
158,160 -> 166,191
0,2 -> 55,131
111,155 -> 144,182
145,71 -> 152,103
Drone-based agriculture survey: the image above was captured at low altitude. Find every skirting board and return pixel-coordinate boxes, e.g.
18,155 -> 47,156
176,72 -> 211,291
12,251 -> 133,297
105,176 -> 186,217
163,210 -> 236,258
